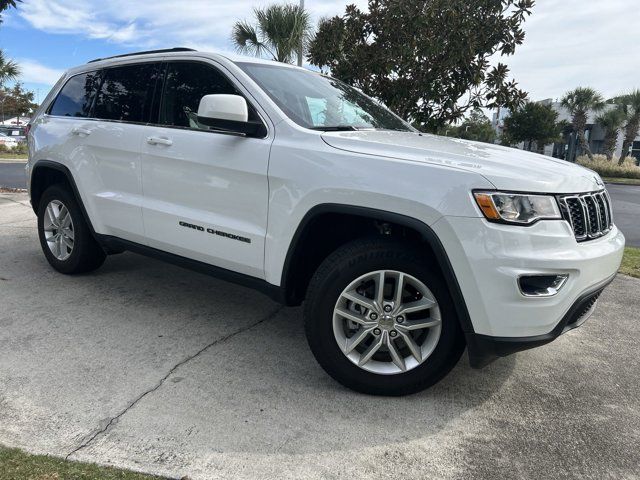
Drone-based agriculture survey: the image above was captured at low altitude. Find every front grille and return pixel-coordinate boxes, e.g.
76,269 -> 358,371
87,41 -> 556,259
559,190 -> 613,242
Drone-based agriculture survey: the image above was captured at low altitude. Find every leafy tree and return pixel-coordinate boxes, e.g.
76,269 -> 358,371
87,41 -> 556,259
308,0 -> 533,132
560,87 -> 605,161
446,109 -> 496,144
232,3 -> 311,64
502,102 -> 561,152
596,106 -> 626,161
616,90 -> 640,165
0,83 -> 37,124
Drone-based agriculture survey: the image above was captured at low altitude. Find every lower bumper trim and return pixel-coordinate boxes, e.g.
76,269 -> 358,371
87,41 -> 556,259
466,273 -> 617,369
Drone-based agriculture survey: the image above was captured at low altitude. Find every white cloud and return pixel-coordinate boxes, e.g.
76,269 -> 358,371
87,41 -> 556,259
15,59 -> 64,85
15,0 -> 640,102
503,0 -> 640,101
18,0 -> 368,51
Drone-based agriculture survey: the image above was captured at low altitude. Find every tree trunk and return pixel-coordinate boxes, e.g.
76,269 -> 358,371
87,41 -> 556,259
619,139 -> 630,165
603,130 -> 617,161
619,116 -> 640,165
573,113 -> 595,161
577,129 -> 595,161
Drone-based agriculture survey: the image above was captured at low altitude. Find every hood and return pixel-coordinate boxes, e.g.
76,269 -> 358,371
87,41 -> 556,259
321,130 -> 603,193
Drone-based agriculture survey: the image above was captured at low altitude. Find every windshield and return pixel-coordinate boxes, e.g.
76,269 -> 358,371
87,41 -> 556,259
237,62 -> 413,132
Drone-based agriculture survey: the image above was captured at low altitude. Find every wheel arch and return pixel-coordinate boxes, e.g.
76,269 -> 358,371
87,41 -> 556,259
280,204 -> 474,334
30,160 -> 97,236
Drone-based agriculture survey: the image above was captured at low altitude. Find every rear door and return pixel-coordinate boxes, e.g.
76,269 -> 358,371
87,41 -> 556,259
140,60 -> 271,278
86,62 -> 162,242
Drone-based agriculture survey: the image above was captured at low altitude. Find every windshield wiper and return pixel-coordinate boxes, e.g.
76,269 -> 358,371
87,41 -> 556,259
310,126 -> 359,132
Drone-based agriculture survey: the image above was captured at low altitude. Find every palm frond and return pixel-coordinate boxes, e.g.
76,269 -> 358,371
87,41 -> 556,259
232,20 -> 275,59
0,49 -> 20,86
255,4 -> 311,63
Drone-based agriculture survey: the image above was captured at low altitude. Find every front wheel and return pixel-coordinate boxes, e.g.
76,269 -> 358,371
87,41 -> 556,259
304,238 -> 465,396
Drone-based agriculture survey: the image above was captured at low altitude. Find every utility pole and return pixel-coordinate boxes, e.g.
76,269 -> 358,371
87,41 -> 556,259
298,0 -> 305,67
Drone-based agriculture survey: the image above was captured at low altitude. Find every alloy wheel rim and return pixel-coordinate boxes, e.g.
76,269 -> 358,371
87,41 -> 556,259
332,270 -> 442,375
43,200 -> 75,261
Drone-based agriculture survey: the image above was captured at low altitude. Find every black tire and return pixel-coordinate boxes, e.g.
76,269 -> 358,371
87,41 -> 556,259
304,237 -> 465,396
37,184 -> 106,274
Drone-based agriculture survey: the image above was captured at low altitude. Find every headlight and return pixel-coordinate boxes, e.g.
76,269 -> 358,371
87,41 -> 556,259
473,191 -> 561,225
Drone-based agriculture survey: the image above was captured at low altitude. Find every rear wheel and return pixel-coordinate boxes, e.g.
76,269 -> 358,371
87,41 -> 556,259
37,185 -> 106,274
304,238 -> 465,396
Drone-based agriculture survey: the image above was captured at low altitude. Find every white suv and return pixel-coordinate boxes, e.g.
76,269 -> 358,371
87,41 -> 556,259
26,48 -> 625,395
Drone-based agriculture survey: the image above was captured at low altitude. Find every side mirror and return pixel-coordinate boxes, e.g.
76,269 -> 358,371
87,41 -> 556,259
197,94 -> 265,137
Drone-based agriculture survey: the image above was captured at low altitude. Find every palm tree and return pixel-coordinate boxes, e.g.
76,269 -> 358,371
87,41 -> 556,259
617,90 -> 640,165
0,50 -> 20,123
561,87 -> 605,161
232,4 -> 311,64
596,106 -> 626,161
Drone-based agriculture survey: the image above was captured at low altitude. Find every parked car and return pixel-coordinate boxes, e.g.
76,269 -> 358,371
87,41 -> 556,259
0,132 -> 20,149
0,126 -> 27,143
26,48 -> 625,395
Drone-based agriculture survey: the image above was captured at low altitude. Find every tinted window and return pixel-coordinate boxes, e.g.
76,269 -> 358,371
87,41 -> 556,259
93,63 -> 160,123
49,71 -> 101,118
160,62 -> 240,130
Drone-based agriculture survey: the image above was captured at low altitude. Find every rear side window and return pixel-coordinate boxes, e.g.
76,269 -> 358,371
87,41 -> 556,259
49,71 -> 101,117
93,63 -> 161,123
159,62 -> 239,130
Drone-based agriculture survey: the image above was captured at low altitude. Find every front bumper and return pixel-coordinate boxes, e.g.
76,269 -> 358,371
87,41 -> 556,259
465,273 -> 615,368
431,216 -> 625,365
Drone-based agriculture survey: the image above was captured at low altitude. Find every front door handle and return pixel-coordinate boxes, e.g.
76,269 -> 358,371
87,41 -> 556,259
147,136 -> 173,147
71,127 -> 92,136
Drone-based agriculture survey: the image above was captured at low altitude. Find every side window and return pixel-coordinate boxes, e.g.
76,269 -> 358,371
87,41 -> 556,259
93,63 -> 160,123
160,62 -> 258,130
49,71 -> 101,117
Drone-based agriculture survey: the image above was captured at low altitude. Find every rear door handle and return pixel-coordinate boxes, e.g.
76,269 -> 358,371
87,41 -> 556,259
71,127 -> 92,136
147,136 -> 173,147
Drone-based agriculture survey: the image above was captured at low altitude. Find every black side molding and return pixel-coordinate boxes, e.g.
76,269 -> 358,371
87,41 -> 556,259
96,235 -> 285,304
280,204 -> 474,334
466,273 -> 617,368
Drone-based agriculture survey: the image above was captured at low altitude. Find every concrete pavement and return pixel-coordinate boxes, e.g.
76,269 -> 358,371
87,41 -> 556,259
0,192 -> 639,479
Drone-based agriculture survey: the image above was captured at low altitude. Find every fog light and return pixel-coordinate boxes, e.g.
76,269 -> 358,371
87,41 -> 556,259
518,274 -> 569,297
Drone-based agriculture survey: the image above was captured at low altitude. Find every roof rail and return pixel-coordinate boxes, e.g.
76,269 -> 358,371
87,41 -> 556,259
88,47 -> 197,64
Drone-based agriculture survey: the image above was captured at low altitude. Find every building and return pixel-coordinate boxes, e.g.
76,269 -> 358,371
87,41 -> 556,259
492,100 -> 640,162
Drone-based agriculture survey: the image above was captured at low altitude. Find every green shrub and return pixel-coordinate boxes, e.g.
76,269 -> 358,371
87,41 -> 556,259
577,155 -> 640,179
12,142 -> 28,155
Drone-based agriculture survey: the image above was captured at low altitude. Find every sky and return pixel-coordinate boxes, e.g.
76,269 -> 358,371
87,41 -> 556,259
1,0 -> 638,106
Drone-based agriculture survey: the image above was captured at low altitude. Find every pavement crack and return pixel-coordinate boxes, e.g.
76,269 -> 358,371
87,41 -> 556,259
65,305 -> 285,460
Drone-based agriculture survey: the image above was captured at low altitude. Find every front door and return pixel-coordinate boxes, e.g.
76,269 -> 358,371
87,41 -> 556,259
140,60 -> 271,279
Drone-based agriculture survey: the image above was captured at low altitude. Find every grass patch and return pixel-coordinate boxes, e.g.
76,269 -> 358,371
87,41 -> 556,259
0,153 -> 27,160
577,155 -> 640,180
620,247 -> 640,279
0,446 -> 165,480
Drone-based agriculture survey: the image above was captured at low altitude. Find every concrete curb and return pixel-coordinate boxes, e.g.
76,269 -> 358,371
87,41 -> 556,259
0,158 -> 27,164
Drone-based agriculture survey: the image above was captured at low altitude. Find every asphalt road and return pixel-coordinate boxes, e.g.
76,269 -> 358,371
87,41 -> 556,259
0,161 -> 26,189
606,184 -> 640,247
0,192 -> 639,480
2,161 -> 639,247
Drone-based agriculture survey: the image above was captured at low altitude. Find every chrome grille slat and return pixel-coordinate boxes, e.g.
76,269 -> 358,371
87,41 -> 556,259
560,190 -> 613,242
